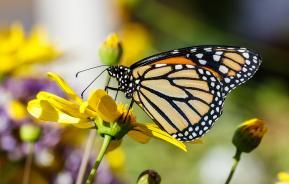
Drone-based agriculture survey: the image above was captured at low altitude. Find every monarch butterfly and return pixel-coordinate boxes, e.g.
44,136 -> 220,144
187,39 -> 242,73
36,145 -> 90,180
82,45 -> 261,142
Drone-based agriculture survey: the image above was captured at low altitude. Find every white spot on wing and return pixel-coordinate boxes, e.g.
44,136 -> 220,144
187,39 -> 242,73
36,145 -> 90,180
186,65 -> 195,68
219,65 -> 228,74
198,69 -> 204,74
155,64 -> 166,67
213,55 -> 221,62
242,52 -> 249,59
171,50 -> 179,54
224,78 -> 230,83
205,71 -> 211,75
175,65 -> 183,70
196,53 -> 203,58
204,47 -> 212,51
190,48 -> 197,52
199,60 -> 207,65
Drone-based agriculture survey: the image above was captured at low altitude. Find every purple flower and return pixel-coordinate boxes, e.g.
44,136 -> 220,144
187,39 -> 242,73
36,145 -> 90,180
0,77 -> 123,184
2,77 -> 63,103
0,77 -> 63,160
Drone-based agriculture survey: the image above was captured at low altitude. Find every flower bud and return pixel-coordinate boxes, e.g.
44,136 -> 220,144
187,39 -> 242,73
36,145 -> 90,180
137,169 -> 161,184
20,124 -> 41,142
98,33 -> 122,65
232,118 -> 267,153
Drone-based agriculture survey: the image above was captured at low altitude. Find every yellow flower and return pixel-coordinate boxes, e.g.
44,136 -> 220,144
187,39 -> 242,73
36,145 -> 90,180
0,23 -> 24,54
276,172 -> 289,184
232,118 -> 267,153
119,23 -> 152,66
27,72 -> 187,152
17,26 -> 60,64
105,146 -> 125,172
0,23 -> 60,76
7,100 -> 28,120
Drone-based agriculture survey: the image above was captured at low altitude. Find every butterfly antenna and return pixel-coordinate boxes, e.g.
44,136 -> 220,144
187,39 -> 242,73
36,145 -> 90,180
80,68 -> 108,98
76,65 -> 109,78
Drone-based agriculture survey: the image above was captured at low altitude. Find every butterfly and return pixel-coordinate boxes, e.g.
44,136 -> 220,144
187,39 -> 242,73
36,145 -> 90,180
95,45 -> 261,142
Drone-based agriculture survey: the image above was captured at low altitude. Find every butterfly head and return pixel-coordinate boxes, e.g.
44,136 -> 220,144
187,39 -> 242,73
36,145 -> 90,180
107,65 -> 135,98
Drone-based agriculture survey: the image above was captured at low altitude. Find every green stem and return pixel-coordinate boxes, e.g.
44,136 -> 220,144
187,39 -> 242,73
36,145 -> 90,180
225,149 -> 242,184
85,134 -> 112,184
23,143 -> 34,184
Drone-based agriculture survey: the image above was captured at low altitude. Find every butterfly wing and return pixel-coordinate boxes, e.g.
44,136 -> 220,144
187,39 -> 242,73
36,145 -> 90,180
131,64 -> 224,141
131,45 -> 262,96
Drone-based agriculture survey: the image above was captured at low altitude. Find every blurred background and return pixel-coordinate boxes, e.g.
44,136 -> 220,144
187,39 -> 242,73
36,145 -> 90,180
0,0 -> 289,184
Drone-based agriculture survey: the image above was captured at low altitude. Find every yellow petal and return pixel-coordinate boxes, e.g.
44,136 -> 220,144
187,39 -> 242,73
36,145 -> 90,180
0,55 -> 17,73
28,26 -> 48,45
7,100 -> 28,120
146,124 -> 203,144
27,99 -> 90,126
87,89 -> 106,111
47,72 -> 82,103
16,26 -> 60,64
79,101 -> 89,113
88,89 -> 121,122
0,23 -> 24,54
106,145 -> 125,172
79,101 -> 98,117
120,23 -> 151,67
37,91 -> 88,119
187,139 -> 204,144
73,122 -> 94,129
107,140 -> 122,152
278,172 -> 289,182
127,130 -> 151,144
133,123 -> 187,152
27,99 -> 58,121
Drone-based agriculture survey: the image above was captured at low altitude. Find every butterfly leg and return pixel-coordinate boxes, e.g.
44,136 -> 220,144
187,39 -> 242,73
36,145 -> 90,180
123,100 -> 134,123
105,86 -> 118,91
104,86 -> 120,100
105,76 -> 111,92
